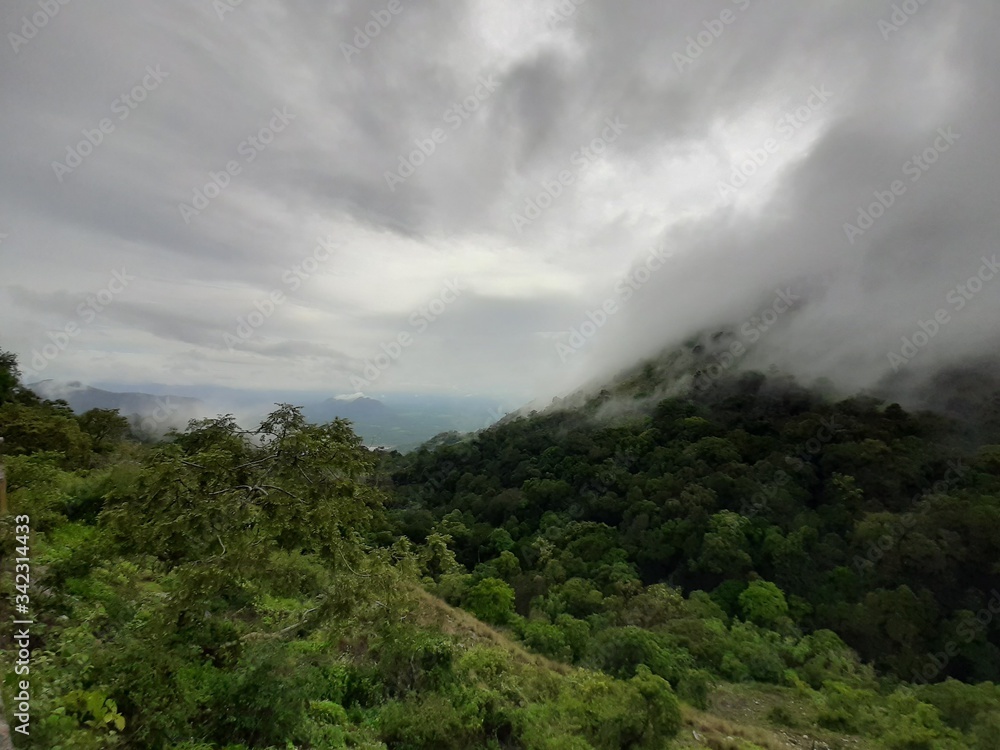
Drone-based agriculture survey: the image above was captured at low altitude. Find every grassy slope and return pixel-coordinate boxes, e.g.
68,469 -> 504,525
414,588 -> 878,750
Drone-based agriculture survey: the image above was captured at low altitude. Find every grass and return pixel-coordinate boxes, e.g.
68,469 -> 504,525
679,682 -> 878,750
411,587 -> 572,675
412,589 -> 880,750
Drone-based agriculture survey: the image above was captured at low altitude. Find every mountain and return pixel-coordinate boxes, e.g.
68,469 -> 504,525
306,395 -> 393,424
387,354 -> 1000,691
302,393 -> 510,450
4,346 -> 1000,748
37,381 -> 515,451
27,380 -> 206,436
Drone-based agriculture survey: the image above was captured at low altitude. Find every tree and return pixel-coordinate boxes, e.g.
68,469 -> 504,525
695,510 -> 752,575
420,533 -> 462,580
738,580 -> 789,628
101,404 -> 391,612
0,348 -> 19,404
0,402 -> 92,467
78,408 -> 131,452
464,577 -> 515,625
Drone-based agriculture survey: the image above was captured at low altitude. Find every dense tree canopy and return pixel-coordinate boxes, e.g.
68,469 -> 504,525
1,345 -> 998,749
384,366 -> 1000,693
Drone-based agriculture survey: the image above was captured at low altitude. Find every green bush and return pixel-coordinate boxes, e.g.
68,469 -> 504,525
738,580 -> 789,628
464,577 -> 515,625
877,689 -> 963,750
724,622 -> 787,683
915,679 -> 1000,733
527,668 -> 680,750
521,621 -> 572,660
378,692 -> 483,750
630,665 -> 683,742
555,614 -> 591,662
676,668 -> 712,710
816,681 -> 878,734
376,628 -> 456,695
587,626 -> 692,684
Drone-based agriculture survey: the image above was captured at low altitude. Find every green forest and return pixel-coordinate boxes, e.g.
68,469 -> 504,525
1,345 -> 999,749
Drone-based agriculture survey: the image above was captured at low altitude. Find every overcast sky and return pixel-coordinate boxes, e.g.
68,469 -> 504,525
2,0 -> 998,403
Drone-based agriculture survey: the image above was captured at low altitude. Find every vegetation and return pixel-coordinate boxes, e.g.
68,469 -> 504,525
1,346 -> 998,748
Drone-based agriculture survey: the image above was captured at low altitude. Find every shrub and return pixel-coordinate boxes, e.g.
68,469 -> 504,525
878,689 -> 963,750
676,668 -> 712,710
816,681 -> 877,734
376,628 -> 456,695
630,666 -> 683,742
768,704 -> 797,727
587,627 -> 692,684
521,621 -> 572,660
738,580 -> 789,628
725,621 -> 787,684
378,692 -> 483,750
555,614 -> 592,662
915,679 -> 1000,733
464,577 -> 515,625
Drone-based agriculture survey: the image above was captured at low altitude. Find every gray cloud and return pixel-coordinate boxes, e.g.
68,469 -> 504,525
2,0 -> 998,405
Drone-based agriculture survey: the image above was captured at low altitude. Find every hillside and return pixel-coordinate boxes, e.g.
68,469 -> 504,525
1,347 -> 998,748
27,380 -> 205,437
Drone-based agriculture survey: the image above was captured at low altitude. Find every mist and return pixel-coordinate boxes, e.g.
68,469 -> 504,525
1,0 -> 998,407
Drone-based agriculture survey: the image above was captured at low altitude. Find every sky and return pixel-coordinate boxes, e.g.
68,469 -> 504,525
2,0 -> 999,407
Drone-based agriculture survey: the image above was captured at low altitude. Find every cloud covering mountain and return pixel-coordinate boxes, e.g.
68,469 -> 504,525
2,0 -> 998,404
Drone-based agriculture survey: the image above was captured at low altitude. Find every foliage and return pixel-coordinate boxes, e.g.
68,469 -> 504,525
1,346 -> 997,749
464,577 -> 515,625
738,580 -> 789,628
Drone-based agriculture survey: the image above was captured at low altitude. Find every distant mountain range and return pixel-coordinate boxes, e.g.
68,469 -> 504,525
26,380 -> 512,451
302,393 -> 508,450
306,395 -> 392,424
28,380 -> 206,437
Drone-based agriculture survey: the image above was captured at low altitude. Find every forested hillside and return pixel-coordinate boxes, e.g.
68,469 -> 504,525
1,346 -> 999,749
385,354 -> 1000,687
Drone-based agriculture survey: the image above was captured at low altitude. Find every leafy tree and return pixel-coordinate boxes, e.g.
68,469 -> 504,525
738,580 -> 790,628
0,348 -> 20,403
0,402 -> 92,467
464,577 -> 515,625
78,408 -> 132,452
